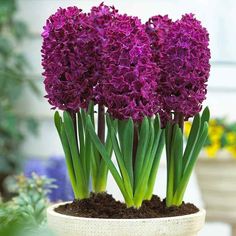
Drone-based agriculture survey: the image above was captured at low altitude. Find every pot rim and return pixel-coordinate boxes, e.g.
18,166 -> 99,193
47,202 -> 206,222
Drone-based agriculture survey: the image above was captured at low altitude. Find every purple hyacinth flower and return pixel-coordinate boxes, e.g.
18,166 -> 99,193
146,14 -> 211,120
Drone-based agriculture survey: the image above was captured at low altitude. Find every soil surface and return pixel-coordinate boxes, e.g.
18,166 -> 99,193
55,192 -> 199,219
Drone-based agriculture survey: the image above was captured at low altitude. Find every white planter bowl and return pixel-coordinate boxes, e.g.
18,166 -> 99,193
196,157 -> 236,224
47,203 -> 205,236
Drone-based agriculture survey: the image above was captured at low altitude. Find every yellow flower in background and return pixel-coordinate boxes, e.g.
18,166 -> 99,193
184,121 -> 191,137
209,125 -> 224,136
226,132 -> 236,144
205,142 -> 220,158
208,127 -> 222,144
185,118 -> 236,159
208,132 -> 220,142
209,119 -> 217,126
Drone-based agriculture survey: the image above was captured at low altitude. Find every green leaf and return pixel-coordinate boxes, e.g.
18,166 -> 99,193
77,111 -> 86,174
86,115 -> 133,206
95,132 -> 113,192
199,107 -> 210,137
107,116 -> 133,199
59,123 -> 79,198
145,130 -> 165,200
183,108 -> 210,174
54,111 -> 62,136
118,119 -> 134,187
134,117 -> 149,188
84,126 -> 92,183
182,114 -> 201,172
54,112 -> 78,197
165,122 -> 172,169
173,122 -> 209,205
63,111 -> 88,199
201,107 -> 210,125
133,118 -> 157,207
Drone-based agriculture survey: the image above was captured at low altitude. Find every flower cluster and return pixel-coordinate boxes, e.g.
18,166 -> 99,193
97,14 -> 160,121
88,3 -> 118,104
146,14 -> 211,119
42,4 -> 210,122
42,7 -> 103,111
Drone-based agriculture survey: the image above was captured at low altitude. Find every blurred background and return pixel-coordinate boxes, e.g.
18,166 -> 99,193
1,0 -> 236,235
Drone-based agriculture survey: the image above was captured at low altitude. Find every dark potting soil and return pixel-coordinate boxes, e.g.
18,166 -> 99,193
55,193 -> 199,219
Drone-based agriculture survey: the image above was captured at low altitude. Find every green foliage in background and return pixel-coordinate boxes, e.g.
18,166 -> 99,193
0,0 -> 39,173
0,173 -> 55,236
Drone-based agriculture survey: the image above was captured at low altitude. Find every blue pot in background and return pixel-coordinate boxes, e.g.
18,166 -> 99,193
24,156 -> 74,202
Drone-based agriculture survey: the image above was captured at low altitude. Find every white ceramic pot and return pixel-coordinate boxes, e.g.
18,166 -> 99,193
47,203 -> 205,236
196,157 -> 236,224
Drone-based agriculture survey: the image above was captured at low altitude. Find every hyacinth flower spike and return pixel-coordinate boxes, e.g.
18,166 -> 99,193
41,5 -> 117,198
86,11 -> 165,208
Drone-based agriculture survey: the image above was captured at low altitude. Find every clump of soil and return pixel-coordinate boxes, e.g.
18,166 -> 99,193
55,192 -> 198,219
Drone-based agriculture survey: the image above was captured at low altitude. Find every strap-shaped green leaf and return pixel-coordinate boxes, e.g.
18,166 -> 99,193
83,109 -> 99,190
200,107 -> 210,134
63,112 -> 87,189
82,106 -> 95,183
86,115 -> 133,205
173,122 -> 209,205
134,117 -> 149,188
60,124 -> 80,198
165,122 -> 172,171
183,108 -> 210,174
95,128 -> 113,192
182,114 -> 200,172
118,119 -> 134,187
173,125 -> 183,192
54,111 -> 62,136
143,116 -> 162,181
149,116 -> 162,165
145,130 -> 165,200
77,111 -> 86,174
185,122 -> 209,177
54,112 -> 79,198
133,118 -> 157,206
84,126 -> 92,183
107,116 -> 133,199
